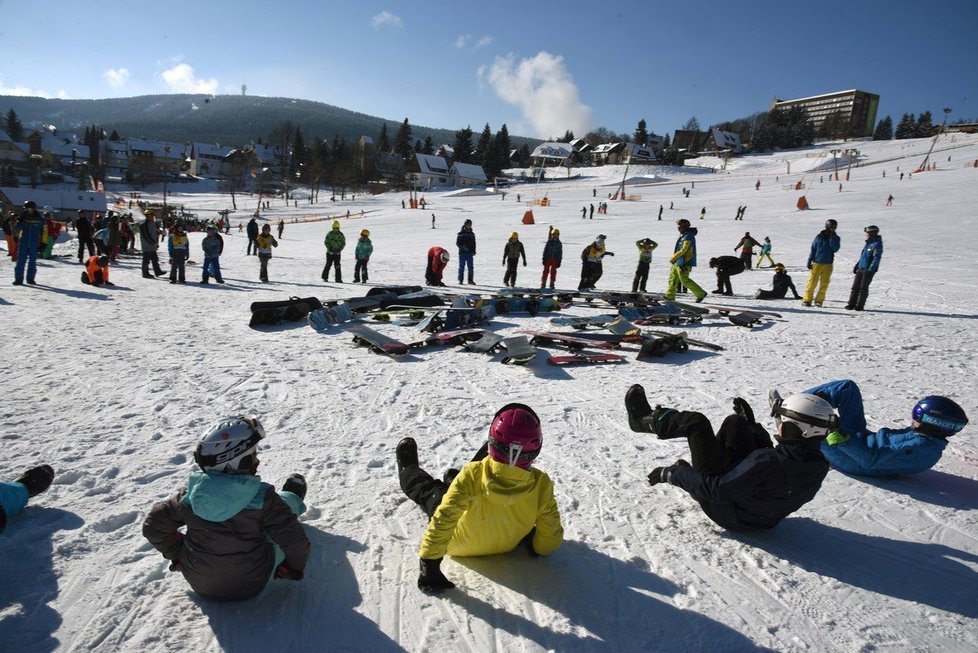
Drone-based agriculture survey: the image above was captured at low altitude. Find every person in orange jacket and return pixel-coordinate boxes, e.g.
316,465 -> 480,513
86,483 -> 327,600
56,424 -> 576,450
81,255 -> 114,286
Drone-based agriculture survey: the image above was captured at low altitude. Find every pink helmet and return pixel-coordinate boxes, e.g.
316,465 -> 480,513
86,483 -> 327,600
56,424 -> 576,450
488,403 -> 542,469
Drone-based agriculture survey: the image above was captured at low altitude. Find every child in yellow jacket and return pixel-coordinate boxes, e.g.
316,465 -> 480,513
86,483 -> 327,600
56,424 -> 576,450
396,403 -> 564,592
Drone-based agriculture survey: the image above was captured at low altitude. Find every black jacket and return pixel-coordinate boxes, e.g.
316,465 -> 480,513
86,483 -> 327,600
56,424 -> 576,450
247,219 -> 260,238
663,411 -> 829,530
712,256 -> 746,276
75,215 -> 93,239
456,227 -> 476,255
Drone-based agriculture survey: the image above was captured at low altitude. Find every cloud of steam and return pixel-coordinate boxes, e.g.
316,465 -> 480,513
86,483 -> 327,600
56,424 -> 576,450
481,51 -> 591,138
162,63 -> 218,94
104,68 -> 130,88
371,11 -> 402,30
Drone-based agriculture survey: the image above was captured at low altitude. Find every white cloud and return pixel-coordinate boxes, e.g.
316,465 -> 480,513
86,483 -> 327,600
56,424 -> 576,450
371,11 -> 402,30
480,51 -> 592,139
456,34 -> 493,50
104,67 -> 130,88
0,75 -> 51,97
161,63 -> 218,94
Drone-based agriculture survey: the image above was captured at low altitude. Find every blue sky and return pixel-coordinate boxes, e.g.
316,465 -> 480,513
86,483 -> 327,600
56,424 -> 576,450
1,0 -> 975,139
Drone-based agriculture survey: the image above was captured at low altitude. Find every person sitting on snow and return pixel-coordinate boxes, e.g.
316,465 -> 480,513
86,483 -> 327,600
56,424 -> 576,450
754,263 -> 801,300
0,465 -> 55,533
142,416 -> 310,601
785,379 -> 968,477
624,385 -> 833,530
396,403 -> 564,592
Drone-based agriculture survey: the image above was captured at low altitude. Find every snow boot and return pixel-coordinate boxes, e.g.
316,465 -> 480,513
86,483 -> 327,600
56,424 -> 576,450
396,437 -> 419,474
625,385 -> 654,433
282,473 -> 307,500
15,464 -> 54,497
442,468 -> 460,486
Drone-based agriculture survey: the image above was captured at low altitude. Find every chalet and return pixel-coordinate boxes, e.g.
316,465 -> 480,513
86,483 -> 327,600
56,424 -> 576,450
188,143 -> 236,178
529,142 -> 573,167
450,161 -> 487,187
409,153 -> 451,189
102,140 -> 130,179
703,127 -> 743,154
591,142 -> 625,165
0,129 -> 28,166
671,130 -> 710,156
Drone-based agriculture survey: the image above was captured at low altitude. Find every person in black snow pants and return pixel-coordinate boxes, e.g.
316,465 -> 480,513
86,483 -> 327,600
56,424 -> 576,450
709,256 -> 746,295
755,263 -> 801,300
502,232 -> 527,287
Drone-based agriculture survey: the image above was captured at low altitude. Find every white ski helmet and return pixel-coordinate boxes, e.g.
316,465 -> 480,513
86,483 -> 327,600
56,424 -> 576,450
773,393 -> 838,440
194,416 -> 266,474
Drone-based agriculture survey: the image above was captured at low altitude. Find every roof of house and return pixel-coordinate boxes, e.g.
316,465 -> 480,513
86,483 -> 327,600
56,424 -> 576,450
450,162 -> 486,180
415,153 -> 450,174
530,142 -> 573,160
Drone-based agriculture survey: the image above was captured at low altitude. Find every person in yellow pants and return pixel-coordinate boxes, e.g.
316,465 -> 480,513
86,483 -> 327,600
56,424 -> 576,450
802,220 -> 840,307
664,219 -> 706,301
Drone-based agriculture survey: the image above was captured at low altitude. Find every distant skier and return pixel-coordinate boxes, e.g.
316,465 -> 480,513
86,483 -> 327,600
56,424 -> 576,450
754,263 -> 801,300
846,225 -> 883,311
733,231 -> 760,270
802,219 -> 840,307
886,194 -> 893,206
456,219 -> 476,284
632,238 -> 658,293
784,379 -> 968,477
664,219 -> 706,302
353,229 -> 373,283
322,220 -> 346,283
699,207 -> 706,220
143,416 -> 310,601
581,206 -> 587,219
502,232 -> 527,287
658,204 -> 664,220
624,385 -> 833,531
709,255 -> 745,296
277,219 -> 284,239
425,246 -> 449,286
589,203 -> 595,219
395,403 -> 564,592
0,465 -> 54,533
541,227 -> 562,289
200,226 -> 225,284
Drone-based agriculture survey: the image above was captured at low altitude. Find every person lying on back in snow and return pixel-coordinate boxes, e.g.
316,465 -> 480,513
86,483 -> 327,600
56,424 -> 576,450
142,416 -> 310,601
787,379 -> 968,477
396,403 -> 564,592
624,386 -> 834,530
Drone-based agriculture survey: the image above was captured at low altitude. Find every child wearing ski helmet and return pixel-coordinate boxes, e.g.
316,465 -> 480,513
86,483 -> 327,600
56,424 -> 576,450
395,403 -> 564,592
200,226 -> 225,284
756,237 -> 775,268
632,238 -> 658,293
353,229 -> 373,283
322,220 -> 346,283
794,379 -> 968,477
541,227 -> 562,289
0,465 -> 54,533
502,232 -> 527,288
256,224 -> 278,282
142,416 -> 310,601
845,225 -> 883,311
167,223 -> 190,284
579,235 -> 614,291
425,246 -> 450,286
624,385 -> 833,530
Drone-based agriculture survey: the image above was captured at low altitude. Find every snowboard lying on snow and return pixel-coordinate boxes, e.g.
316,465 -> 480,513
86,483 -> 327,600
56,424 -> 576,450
250,296 -> 323,327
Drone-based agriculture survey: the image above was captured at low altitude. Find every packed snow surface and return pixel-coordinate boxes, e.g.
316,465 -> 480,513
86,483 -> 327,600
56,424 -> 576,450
2,135 -> 978,652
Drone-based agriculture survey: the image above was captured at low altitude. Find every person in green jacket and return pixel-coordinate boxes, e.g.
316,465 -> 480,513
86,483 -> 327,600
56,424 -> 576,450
632,237 -> 658,292
396,403 -> 564,592
322,220 -> 346,283
353,229 -> 373,283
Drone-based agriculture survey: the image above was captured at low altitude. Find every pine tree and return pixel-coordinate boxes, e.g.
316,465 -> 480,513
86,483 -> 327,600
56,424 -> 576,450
451,126 -> 474,164
422,135 -> 434,155
484,124 -> 511,181
895,113 -> 916,139
662,133 -> 671,149
414,139 -> 422,153
474,123 -> 493,167
109,129 -> 120,141
4,109 -> 24,141
682,116 -> 700,132
915,111 -> 933,138
633,119 -> 648,145
517,143 -> 530,167
377,123 -> 390,152
393,118 -> 413,161
291,128 -> 307,181
872,116 -> 893,140
560,130 -> 575,143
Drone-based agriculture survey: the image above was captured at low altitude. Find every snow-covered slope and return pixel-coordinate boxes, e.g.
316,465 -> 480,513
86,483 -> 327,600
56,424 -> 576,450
2,135 -> 977,652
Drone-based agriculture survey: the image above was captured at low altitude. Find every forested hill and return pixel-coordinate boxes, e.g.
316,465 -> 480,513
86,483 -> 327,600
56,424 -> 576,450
0,94 -> 529,148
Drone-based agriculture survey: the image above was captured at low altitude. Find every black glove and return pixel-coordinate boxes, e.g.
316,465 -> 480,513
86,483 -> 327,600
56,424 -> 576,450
806,261 -> 812,270
605,251 -> 615,257
275,562 -> 304,581
418,557 -> 455,592
853,264 -> 858,274
648,459 -> 689,486
732,397 -> 755,425
519,528 -> 540,558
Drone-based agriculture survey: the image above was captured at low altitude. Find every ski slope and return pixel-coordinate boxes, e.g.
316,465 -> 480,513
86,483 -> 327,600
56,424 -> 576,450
2,134 -> 977,652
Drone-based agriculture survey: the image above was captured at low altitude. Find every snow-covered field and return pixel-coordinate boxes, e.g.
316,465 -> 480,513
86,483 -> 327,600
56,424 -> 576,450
2,134 -> 977,652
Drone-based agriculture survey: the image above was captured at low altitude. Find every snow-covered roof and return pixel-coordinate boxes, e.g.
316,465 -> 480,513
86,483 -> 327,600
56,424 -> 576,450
710,127 -> 742,151
47,141 -> 90,160
592,142 -> 624,154
530,142 -> 573,160
0,129 -> 11,143
623,143 -> 655,160
450,162 -> 486,181
193,143 -> 236,158
128,139 -> 187,159
415,153 -> 449,174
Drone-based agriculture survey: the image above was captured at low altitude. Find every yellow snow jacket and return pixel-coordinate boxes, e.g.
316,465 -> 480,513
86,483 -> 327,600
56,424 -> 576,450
419,458 -> 563,559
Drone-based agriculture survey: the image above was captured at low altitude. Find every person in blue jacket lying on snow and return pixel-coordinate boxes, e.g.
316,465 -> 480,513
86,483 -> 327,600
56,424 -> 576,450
795,379 -> 968,477
0,465 -> 55,533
